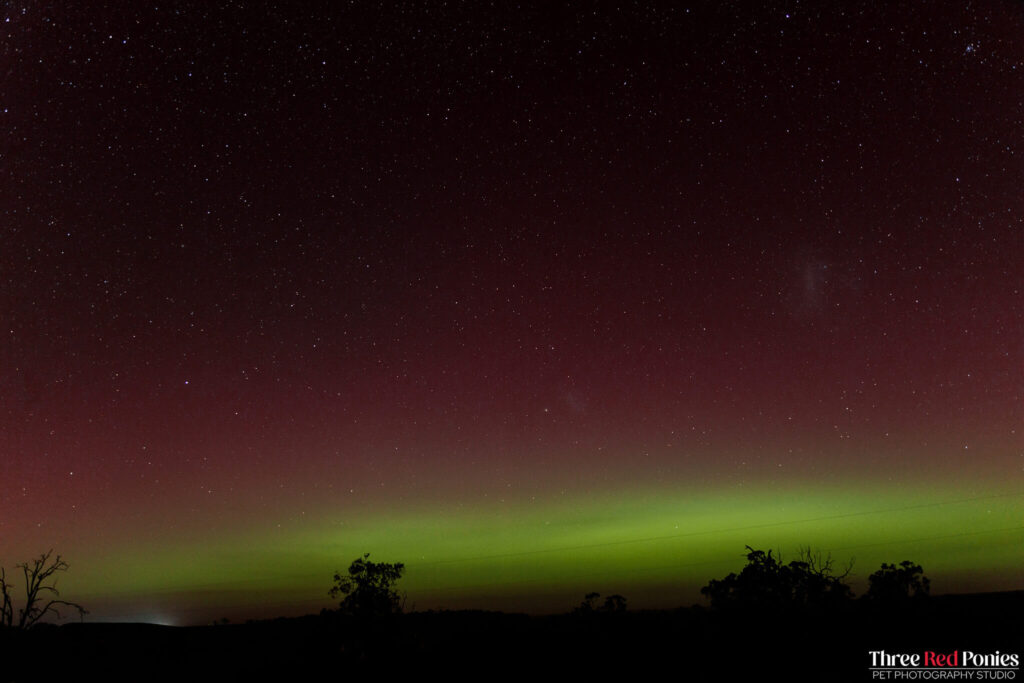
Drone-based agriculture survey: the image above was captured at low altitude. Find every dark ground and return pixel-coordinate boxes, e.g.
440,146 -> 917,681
3,592 -> 1021,681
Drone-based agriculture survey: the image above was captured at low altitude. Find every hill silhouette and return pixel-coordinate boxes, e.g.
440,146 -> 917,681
1,547 -> 1019,679
3,591 -> 1021,679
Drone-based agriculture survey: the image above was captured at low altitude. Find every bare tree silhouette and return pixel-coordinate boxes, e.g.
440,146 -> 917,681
0,550 -> 87,629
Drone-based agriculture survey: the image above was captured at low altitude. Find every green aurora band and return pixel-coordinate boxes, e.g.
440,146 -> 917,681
66,480 -> 1023,624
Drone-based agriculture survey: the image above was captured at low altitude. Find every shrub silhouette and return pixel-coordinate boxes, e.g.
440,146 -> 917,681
574,592 -> 628,614
701,546 -> 853,610
865,561 -> 930,603
329,553 -> 405,618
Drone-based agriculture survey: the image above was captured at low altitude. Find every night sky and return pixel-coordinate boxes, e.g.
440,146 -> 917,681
2,1 -> 1022,624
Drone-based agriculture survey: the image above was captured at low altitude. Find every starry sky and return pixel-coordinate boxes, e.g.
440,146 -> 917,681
2,1 -> 1022,624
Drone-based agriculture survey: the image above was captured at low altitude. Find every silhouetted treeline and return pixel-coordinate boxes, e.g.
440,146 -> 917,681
698,546 -> 932,613
0,548 -> 1016,681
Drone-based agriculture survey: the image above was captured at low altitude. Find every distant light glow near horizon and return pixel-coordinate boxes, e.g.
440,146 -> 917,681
1,2 -> 1021,625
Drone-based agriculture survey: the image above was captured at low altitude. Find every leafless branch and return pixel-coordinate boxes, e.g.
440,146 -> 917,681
1,550 -> 88,629
796,545 -> 854,580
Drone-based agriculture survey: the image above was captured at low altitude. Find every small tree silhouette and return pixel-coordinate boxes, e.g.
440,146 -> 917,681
866,561 -> 930,603
575,591 -> 602,613
0,550 -> 87,629
329,553 -> 405,618
574,592 -> 628,614
602,594 -> 628,613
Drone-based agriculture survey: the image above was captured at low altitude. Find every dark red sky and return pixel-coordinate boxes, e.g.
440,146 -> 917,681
2,1 -> 1022,622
